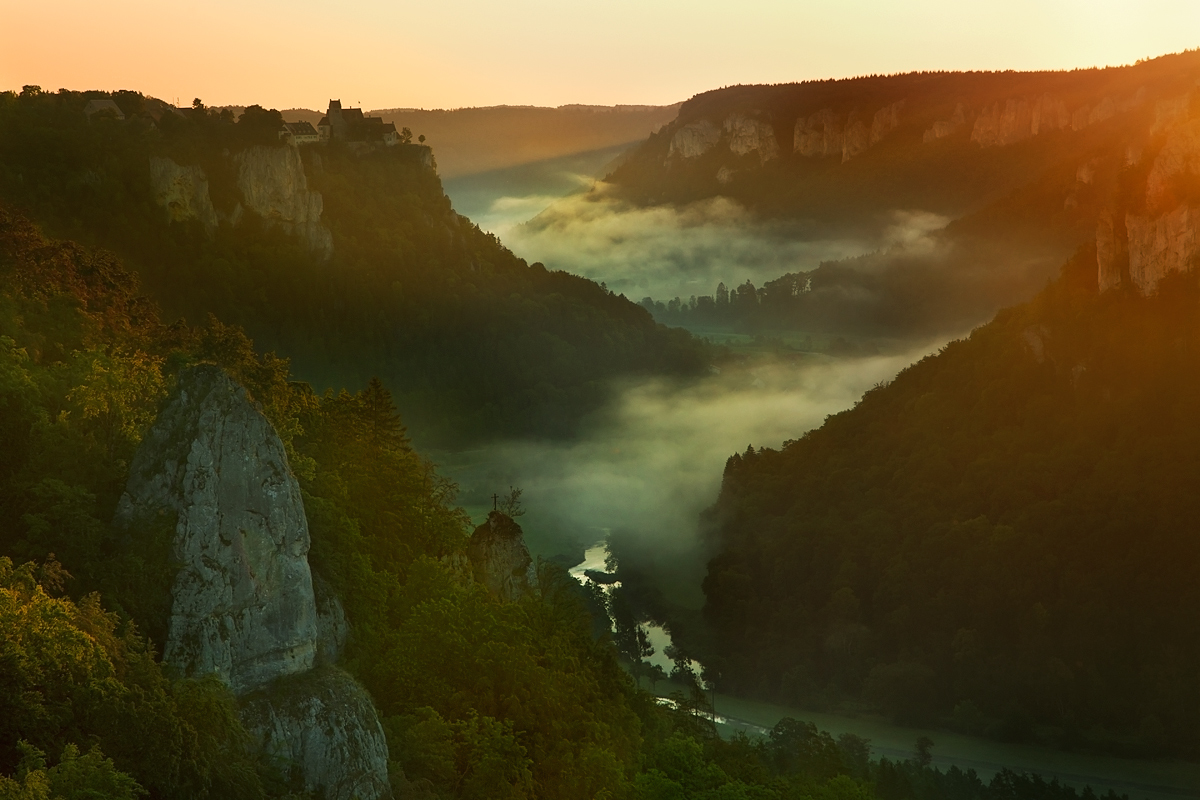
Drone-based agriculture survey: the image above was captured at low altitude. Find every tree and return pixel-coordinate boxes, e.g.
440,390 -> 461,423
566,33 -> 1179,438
400,126 -> 413,145
418,134 -> 426,144
497,486 -> 524,518
914,736 -> 934,767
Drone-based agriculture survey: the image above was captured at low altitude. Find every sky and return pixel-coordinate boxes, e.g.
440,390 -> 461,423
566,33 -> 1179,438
2,0 -> 1198,110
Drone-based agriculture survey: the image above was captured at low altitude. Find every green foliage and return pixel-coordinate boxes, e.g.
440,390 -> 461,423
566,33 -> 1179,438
0,87 -> 710,445
703,248 -> 1200,755
0,203 -> 1134,800
0,742 -> 145,800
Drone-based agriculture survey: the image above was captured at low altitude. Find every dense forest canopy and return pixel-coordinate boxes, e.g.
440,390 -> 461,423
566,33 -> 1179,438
700,244 -> 1200,758
0,86 -> 707,445
0,203 -> 1142,799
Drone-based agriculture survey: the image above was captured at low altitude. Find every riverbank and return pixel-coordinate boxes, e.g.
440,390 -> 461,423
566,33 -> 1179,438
644,681 -> 1200,800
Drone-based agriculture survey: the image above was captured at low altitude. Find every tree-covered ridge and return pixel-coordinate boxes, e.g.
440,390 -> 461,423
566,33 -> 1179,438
0,87 -> 708,445
0,207 -> 1140,800
701,244 -> 1200,757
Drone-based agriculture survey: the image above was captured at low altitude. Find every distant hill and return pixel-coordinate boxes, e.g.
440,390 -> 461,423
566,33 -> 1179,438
271,103 -> 681,178
606,51 -> 1200,340
698,91 -> 1200,754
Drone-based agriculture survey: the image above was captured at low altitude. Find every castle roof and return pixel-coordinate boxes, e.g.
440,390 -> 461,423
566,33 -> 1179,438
282,120 -> 318,136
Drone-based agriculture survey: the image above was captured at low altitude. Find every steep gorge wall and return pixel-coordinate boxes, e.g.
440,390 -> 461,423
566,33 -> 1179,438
148,145 -> 333,259
1097,115 -> 1200,294
236,145 -> 334,258
115,365 -> 389,800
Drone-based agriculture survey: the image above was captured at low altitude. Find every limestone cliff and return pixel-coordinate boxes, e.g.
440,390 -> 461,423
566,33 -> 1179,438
149,157 -> 219,234
724,115 -> 779,163
792,103 -> 901,162
236,146 -> 334,259
669,120 -> 721,159
841,118 -> 870,162
115,364 -> 318,694
242,668 -> 390,800
794,109 -> 843,157
1096,116 -> 1200,294
116,365 -> 390,800
923,103 -> 967,142
147,146 -> 334,258
972,90 -> 1142,147
466,511 -> 533,601
870,100 -> 905,144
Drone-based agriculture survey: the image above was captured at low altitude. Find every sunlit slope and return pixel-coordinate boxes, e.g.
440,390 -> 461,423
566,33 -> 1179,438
700,244 -> 1200,758
604,51 -> 1200,339
609,51 -> 1200,226
0,90 -> 706,444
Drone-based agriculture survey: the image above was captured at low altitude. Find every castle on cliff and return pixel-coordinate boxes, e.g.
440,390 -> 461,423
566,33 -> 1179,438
316,100 -> 399,145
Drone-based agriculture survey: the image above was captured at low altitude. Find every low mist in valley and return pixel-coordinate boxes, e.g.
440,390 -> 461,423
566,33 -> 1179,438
498,186 -> 871,302
439,341 -> 946,607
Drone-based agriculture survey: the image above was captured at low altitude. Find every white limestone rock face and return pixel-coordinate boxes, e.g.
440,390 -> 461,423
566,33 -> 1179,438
869,100 -> 905,144
149,157 -> 219,234
1031,93 -> 1070,134
1097,117 -> 1200,294
115,364 -> 318,695
236,145 -> 334,258
724,115 -> 779,162
841,119 -> 870,162
1147,117 -> 1200,211
1126,205 -> 1199,292
466,511 -> 533,602
669,120 -> 721,159
241,668 -> 390,800
971,99 -> 1033,146
794,109 -> 843,157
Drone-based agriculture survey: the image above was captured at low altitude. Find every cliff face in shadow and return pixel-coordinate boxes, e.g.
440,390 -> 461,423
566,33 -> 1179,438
115,365 -> 390,800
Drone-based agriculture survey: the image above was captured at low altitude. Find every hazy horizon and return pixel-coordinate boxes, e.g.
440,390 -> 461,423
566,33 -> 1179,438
3,1 -> 1197,110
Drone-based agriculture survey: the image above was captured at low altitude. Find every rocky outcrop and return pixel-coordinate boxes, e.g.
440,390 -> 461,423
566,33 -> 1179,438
972,98 -> 1033,146
669,120 -> 721,159
924,104 -> 967,143
1146,117 -> 1200,211
870,100 -> 905,144
1097,117 -> 1200,294
1126,205 -> 1200,291
149,157 -> 219,234
116,365 -> 390,800
241,668 -> 390,800
466,511 -> 533,602
970,93 -> 1079,146
724,115 -> 779,162
236,146 -> 334,259
115,364 -> 318,695
314,573 -> 350,665
794,109 -> 843,157
842,118 -> 870,162
1031,93 -> 1071,135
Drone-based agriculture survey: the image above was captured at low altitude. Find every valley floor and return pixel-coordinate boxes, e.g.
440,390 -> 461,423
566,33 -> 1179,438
645,682 -> 1200,800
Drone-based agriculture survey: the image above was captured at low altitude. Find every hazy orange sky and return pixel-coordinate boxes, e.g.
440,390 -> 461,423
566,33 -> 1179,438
2,0 -> 1197,110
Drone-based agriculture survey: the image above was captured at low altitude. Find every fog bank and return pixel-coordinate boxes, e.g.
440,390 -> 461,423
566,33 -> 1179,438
441,342 -> 946,607
503,188 -> 871,301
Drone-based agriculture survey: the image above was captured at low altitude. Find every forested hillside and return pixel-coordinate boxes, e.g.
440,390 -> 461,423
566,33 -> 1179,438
701,244 -> 1200,758
0,205 -> 1138,800
0,87 -> 706,445
611,51 -> 1200,340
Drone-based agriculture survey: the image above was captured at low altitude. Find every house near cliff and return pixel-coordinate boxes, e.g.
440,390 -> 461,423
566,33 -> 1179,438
279,120 -> 320,145
317,99 -> 400,145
